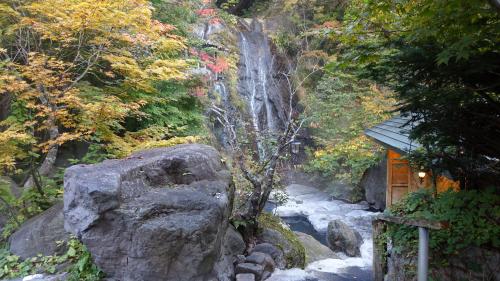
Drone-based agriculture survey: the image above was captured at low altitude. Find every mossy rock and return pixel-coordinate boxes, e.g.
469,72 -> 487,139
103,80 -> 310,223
257,213 -> 306,269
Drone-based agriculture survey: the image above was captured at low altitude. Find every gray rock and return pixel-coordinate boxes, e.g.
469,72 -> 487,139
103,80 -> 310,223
253,243 -> 282,260
225,225 -> 246,257
258,227 -> 304,269
9,203 -> 69,259
245,252 -> 275,272
236,254 -> 247,264
326,220 -> 363,257
63,144 -> 234,281
252,243 -> 285,269
215,225 -> 246,281
360,157 -> 387,211
235,263 -> 264,279
294,232 -> 338,264
236,273 -> 256,281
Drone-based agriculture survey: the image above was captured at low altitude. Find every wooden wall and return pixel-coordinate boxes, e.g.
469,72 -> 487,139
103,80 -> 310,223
386,149 -> 459,207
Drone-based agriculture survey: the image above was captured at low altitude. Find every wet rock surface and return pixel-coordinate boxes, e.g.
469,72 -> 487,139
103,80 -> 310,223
326,220 -> 363,257
63,144 -> 235,281
295,232 -> 338,264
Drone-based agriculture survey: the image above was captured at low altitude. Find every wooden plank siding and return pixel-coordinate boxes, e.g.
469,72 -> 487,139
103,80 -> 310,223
386,149 -> 459,207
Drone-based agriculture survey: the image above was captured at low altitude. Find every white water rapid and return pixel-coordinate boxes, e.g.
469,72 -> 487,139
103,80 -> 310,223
269,184 -> 380,281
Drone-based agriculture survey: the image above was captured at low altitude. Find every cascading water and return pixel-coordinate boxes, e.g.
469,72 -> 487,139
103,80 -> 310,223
238,19 -> 283,160
268,184 -> 380,281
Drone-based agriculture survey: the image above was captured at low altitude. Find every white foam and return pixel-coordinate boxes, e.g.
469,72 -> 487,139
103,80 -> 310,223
271,184 -> 380,279
23,275 -> 44,281
266,268 -> 315,281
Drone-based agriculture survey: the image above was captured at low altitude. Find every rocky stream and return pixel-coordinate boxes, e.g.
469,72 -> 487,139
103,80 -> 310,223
267,184 -> 379,281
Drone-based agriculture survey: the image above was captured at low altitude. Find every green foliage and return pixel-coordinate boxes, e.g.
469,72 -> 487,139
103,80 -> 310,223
271,31 -> 301,57
304,72 -> 394,185
0,238 -> 103,280
1,178 -> 62,240
387,188 -> 500,256
257,212 -> 306,269
151,0 -> 198,36
340,0 -> 500,185
134,81 -> 205,137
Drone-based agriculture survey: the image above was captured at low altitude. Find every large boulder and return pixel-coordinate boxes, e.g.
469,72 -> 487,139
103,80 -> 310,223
294,232 -> 338,264
326,220 -> 363,257
9,203 -> 69,259
63,144 -> 235,281
360,157 -> 387,211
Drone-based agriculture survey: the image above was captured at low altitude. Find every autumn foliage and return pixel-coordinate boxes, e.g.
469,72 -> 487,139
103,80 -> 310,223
0,0 -> 192,172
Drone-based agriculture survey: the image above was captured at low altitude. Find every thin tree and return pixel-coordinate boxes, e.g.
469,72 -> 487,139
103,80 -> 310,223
210,64 -> 320,241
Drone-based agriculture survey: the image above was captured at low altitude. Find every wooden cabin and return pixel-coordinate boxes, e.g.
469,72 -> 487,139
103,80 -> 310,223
365,115 -> 459,207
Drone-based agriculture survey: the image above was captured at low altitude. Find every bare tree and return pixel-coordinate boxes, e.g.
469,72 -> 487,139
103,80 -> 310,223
210,64 -> 320,241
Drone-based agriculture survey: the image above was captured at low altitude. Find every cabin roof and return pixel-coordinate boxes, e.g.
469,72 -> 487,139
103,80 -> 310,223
365,115 -> 421,154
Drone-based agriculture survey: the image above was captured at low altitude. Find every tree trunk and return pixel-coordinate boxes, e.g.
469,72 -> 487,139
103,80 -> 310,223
23,123 -> 59,189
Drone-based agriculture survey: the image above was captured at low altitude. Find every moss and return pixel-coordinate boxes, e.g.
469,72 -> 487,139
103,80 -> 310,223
257,212 -> 306,269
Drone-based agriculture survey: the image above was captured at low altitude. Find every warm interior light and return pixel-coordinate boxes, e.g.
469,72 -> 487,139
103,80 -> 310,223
418,171 -> 426,179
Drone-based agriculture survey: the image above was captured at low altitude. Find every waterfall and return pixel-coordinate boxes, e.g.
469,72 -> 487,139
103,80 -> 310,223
238,19 -> 283,161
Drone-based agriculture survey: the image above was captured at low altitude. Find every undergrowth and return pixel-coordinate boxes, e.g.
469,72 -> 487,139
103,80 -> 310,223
0,238 -> 103,280
386,188 -> 500,257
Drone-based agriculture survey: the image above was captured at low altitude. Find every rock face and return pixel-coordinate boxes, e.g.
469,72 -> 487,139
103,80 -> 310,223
326,220 -> 363,257
360,157 -> 387,211
9,203 -> 69,259
63,144 -> 235,281
294,232 -> 338,264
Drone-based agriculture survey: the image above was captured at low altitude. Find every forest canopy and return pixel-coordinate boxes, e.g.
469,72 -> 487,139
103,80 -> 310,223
0,0 -> 203,176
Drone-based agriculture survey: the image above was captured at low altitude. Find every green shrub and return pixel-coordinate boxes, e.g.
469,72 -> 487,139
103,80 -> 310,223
304,72 -> 394,186
1,179 -> 62,240
0,238 -> 103,280
387,188 -> 500,256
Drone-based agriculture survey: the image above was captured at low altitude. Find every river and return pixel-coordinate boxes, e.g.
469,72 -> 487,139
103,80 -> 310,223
267,184 -> 380,281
